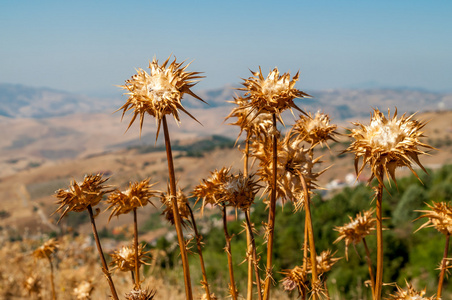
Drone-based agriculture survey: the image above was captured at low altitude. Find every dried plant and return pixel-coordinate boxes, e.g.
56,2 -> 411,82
312,250 -> 341,276
291,111 -> 338,148
24,274 -> 42,299
124,288 -> 156,300
73,280 -> 94,300
109,244 -> 151,273
193,167 -> 233,211
33,239 -> 58,300
281,266 -> 309,296
385,281 -> 435,300
160,187 -> 191,227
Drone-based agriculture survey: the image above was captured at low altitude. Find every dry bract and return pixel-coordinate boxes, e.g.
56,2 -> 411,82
416,201 -> 452,235
312,249 -> 341,275
193,167 -> 233,211
54,174 -> 111,222
33,238 -> 59,260
346,108 -> 432,185
73,280 -> 94,300
291,111 -> 337,147
334,209 -> 376,259
109,244 -> 151,272
281,266 -> 308,293
160,187 -> 191,226
385,281 -> 434,300
106,179 -> 159,221
118,55 -> 204,135
125,288 -> 156,300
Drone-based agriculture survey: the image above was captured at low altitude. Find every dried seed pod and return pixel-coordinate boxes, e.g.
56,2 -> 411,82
416,201 -> 452,236
124,288 -> 156,300
33,238 -> 59,260
291,111 -> 337,147
385,280 -> 434,300
109,244 -> 151,272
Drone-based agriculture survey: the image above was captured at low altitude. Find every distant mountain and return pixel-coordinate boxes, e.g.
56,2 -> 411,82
1,82 -> 452,121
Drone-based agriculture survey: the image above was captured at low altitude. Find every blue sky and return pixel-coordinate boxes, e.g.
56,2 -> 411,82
1,0 -> 451,97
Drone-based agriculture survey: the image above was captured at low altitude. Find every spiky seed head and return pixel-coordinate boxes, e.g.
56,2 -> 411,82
238,67 -> 310,121
106,179 -> 159,221
118,55 -> 204,136
251,134 -> 321,208
24,275 -> 41,296
222,172 -> 260,210
311,249 -> 341,275
160,187 -> 191,227
109,244 -> 151,272
416,201 -> 452,236
345,108 -> 432,185
225,95 -> 275,141
33,238 -> 59,260
385,280 -> 434,299
281,266 -> 308,293
124,288 -> 156,300
201,293 -> 218,300
193,167 -> 233,212
54,174 -> 111,222
291,111 -> 338,147
334,209 -> 376,259
73,280 -> 94,300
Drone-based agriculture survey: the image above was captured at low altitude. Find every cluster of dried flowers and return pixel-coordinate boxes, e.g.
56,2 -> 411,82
23,54 -> 444,300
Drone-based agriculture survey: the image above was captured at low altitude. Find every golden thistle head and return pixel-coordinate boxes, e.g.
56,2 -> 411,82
416,201 -> 452,236
118,55 -> 204,136
225,95 -> 275,141
281,266 -> 308,293
160,187 -> 191,227
346,108 -> 432,185
54,174 -> 111,222
193,167 -> 233,212
311,249 -> 341,275
251,134 -> 321,208
33,238 -> 59,260
109,244 -> 151,272
124,288 -> 156,300
106,179 -> 159,221
239,67 -> 310,120
385,281 -> 434,299
334,209 -> 376,259
291,111 -> 337,147
73,280 -> 94,300
222,172 -> 260,211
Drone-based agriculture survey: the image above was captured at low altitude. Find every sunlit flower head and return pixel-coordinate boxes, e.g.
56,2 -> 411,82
291,111 -> 337,147
33,238 -> 59,260
106,179 -> 159,221
118,55 -> 204,136
346,108 -> 432,185
109,244 -> 151,273
160,187 -> 191,227
334,209 -> 376,259
416,201 -> 452,236
251,134 -> 321,209
238,67 -> 310,122
385,281 -> 434,300
54,174 -> 111,222
124,288 -> 156,300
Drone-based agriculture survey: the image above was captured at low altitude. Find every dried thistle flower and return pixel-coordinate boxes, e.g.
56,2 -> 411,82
291,111 -> 337,147
281,266 -> 308,293
193,167 -> 233,211
238,67 -> 310,122
334,209 -> 376,259
222,172 -> 260,211
33,238 -> 59,260
24,275 -> 41,296
73,280 -> 94,300
225,95 -> 275,141
118,55 -> 204,136
54,174 -> 111,222
124,288 -> 156,300
201,293 -> 218,300
106,179 -> 159,221
345,108 -> 432,185
312,249 -> 341,275
160,187 -> 191,227
385,281 -> 435,299
109,244 -> 151,272
416,201 -> 452,235
251,134 -> 321,208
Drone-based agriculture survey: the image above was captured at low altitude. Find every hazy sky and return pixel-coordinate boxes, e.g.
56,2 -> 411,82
1,0 -> 451,97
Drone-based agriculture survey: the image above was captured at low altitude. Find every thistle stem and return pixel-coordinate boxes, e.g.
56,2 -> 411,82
47,256 -> 56,300
244,136 -> 254,300
245,210 -> 263,300
362,237 -> 375,297
301,216 -> 308,300
263,113 -> 278,300
300,174 -> 318,300
187,203 -> 211,300
133,208 -> 140,289
437,233 -> 450,299
87,205 -> 119,300
222,206 -> 238,300
162,116 -> 193,300
374,180 -> 384,300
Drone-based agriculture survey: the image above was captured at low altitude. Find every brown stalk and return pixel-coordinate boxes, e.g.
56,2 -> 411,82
245,210 -> 263,300
300,174 -> 318,300
222,206 -> 238,300
362,237 -> 375,297
133,208 -> 140,289
162,115 -> 193,300
244,137 -> 254,300
263,113 -> 278,300
186,203 -> 211,300
373,177 -> 384,300
437,233 -> 450,299
47,256 -> 56,300
302,216 -> 308,300
87,205 -> 119,300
